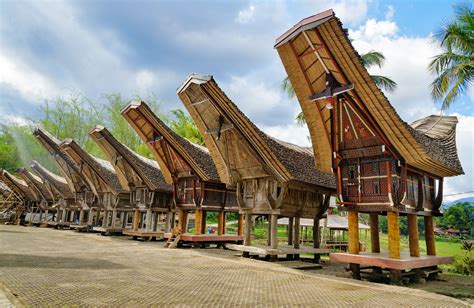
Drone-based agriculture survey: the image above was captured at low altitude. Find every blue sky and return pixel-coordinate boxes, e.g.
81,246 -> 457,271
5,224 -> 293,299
0,0 -> 472,197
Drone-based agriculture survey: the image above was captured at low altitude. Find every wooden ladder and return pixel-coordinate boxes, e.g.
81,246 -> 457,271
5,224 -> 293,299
164,228 -> 181,248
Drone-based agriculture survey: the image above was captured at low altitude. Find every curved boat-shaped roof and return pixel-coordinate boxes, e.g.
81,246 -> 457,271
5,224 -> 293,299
30,160 -> 73,200
17,167 -> 54,201
121,101 -> 220,183
33,128 -> 91,194
89,125 -> 172,192
177,73 -> 335,190
60,138 -> 125,195
0,169 -> 38,201
275,9 -> 463,177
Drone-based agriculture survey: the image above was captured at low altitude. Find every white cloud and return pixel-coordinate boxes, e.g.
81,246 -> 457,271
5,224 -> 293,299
332,0 -> 369,24
0,54 -> 63,102
235,4 -> 256,24
135,70 -> 156,92
0,114 -> 31,126
259,124 -> 311,147
385,5 -> 395,20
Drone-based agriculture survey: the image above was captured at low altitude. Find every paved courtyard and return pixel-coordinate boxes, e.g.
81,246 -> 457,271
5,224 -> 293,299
0,225 -> 469,307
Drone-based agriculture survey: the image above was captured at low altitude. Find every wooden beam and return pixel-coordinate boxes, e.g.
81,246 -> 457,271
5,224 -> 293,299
313,218 -> 320,263
178,208 -> 187,233
270,214 -> 278,249
407,213 -> 420,257
387,211 -> 400,259
132,208 -> 139,231
237,214 -> 244,236
244,213 -> 252,246
217,210 -> 225,235
348,211 -> 359,254
294,217 -> 300,249
424,215 -> 436,256
288,216 -> 293,245
194,208 -> 202,235
369,212 -> 380,253
200,210 -> 207,234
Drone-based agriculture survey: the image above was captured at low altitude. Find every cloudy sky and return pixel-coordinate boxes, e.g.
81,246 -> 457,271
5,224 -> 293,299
0,0 -> 472,197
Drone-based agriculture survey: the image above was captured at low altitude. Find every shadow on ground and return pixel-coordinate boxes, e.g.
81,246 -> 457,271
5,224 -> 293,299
0,254 -> 128,269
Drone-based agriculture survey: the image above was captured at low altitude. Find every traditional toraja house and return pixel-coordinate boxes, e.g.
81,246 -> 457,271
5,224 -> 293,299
0,169 -> 39,224
89,125 -> 173,240
59,138 -> 132,235
275,9 -> 463,282
33,128 -> 93,229
16,167 -> 55,226
0,180 -> 21,223
30,160 -> 74,225
177,74 -> 335,259
121,101 -> 241,247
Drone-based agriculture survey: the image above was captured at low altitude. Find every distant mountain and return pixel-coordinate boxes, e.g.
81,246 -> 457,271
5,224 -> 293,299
443,197 -> 474,208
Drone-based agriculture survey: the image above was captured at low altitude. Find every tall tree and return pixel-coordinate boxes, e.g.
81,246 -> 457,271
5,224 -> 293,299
168,109 -> 204,145
429,2 -> 473,110
282,50 -> 397,125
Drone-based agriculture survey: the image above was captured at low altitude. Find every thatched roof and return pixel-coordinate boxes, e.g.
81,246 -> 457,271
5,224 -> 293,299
16,167 -> 53,201
89,125 -> 172,193
30,160 -> 73,199
177,74 -> 335,190
33,128 -> 91,194
275,9 -> 463,177
60,138 -> 125,195
121,101 -> 220,183
0,169 -> 38,201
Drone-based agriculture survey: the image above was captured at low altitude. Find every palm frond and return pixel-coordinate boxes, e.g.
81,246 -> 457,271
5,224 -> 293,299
281,77 -> 296,99
295,111 -> 306,126
371,75 -> 397,92
361,50 -> 385,69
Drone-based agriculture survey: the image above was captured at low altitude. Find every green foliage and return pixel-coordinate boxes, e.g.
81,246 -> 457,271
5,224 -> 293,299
451,240 -> 474,275
168,109 -> 204,145
428,2 -> 473,110
437,202 -> 473,234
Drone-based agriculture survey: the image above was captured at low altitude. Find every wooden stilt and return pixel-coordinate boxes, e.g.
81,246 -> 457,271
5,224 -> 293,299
79,209 -> 84,225
369,212 -> 380,253
288,217 -> 294,246
194,209 -> 202,235
111,209 -> 117,228
102,210 -> 109,228
61,209 -> 67,223
424,215 -> 436,256
387,211 -> 400,259
237,214 -> 244,236
407,213 -> 420,257
270,214 -> 278,249
294,217 -> 300,249
178,208 -> 187,233
145,208 -> 152,231
132,208 -> 139,231
313,218 -> 320,263
200,210 -> 207,234
165,211 -> 172,233
217,210 -> 225,235
348,211 -> 359,254
243,213 -> 252,246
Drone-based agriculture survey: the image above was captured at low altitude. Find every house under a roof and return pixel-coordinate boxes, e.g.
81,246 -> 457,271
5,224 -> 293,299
60,138 -> 131,235
17,167 -> 55,226
33,128 -> 96,229
275,9 -> 462,282
89,125 -> 173,240
121,101 -> 242,247
177,74 -> 335,259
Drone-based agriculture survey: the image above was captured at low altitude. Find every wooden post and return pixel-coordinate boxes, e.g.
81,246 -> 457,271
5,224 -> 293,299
145,208 -> 152,231
132,208 -> 139,231
387,211 -> 400,259
111,209 -> 117,228
270,214 -> 278,249
424,215 -> 436,256
313,218 -> 320,263
61,209 -> 67,223
348,211 -> 359,254
369,212 -> 380,253
102,210 -> 109,228
165,211 -> 172,233
200,210 -> 207,234
407,213 -> 420,257
79,209 -> 84,225
194,208 -> 202,235
267,214 -> 272,246
288,217 -> 294,245
120,212 -> 126,228
178,208 -> 187,233
69,211 -> 75,223
237,214 -> 244,236
244,213 -> 252,246
294,217 -> 300,249
44,209 -> 49,222
217,210 -> 225,235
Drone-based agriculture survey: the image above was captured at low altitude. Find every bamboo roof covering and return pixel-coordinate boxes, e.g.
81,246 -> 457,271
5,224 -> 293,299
33,128 -> 91,194
16,167 -> 54,201
60,139 -> 126,195
29,160 -> 72,200
177,74 -> 335,190
89,125 -> 172,193
121,101 -> 220,184
0,169 -> 38,201
275,9 -> 463,177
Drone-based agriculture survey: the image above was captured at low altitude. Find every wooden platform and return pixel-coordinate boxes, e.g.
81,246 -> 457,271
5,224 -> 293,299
92,227 -> 123,235
123,229 -> 164,239
164,233 -> 243,243
330,252 -> 454,270
226,244 -> 330,256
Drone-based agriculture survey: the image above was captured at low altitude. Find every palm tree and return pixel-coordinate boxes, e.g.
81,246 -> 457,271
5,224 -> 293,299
429,2 -> 473,111
282,50 -> 397,125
